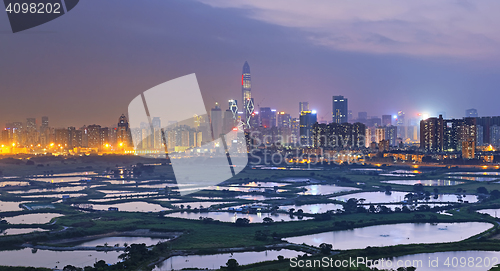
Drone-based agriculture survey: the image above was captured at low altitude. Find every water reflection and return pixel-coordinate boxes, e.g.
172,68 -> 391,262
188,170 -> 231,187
447,172 -> 500,176
449,176 -> 499,182
0,201 -> 29,212
4,213 -> 63,224
90,202 -> 169,212
381,180 -> 464,186
165,211 -> 312,223
477,208 -> 500,218
285,222 -> 492,249
0,248 -> 120,268
280,203 -> 343,214
153,249 -> 304,271
331,191 -> 478,204
298,185 -> 360,195
78,236 -> 167,247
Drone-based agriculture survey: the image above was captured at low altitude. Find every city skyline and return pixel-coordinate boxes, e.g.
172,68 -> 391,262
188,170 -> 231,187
2,1 -> 500,128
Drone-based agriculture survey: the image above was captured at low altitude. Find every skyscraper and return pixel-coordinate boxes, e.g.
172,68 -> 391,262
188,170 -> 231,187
41,116 -> 49,129
332,96 -> 348,124
299,102 -> 309,114
382,115 -> 392,126
397,111 -> 406,139
259,107 -> 274,128
26,118 -> 36,130
210,103 -> 223,138
385,126 -> 398,147
465,108 -> 478,118
299,110 -> 317,146
228,99 -> 238,120
491,125 -> 500,147
117,114 -> 132,148
420,115 -> 444,152
277,112 -> 291,128
242,61 -> 254,128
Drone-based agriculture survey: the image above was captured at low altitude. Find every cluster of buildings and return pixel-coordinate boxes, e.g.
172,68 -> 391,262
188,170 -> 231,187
0,115 -> 133,154
420,115 -> 500,159
2,61 -> 499,163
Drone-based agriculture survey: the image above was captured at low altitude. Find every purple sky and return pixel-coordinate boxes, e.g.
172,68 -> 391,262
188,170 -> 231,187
1,0 -> 500,128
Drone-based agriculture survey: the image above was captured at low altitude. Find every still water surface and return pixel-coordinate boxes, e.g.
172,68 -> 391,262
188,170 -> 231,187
284,222 -> 492,250
153,249 -> 304,271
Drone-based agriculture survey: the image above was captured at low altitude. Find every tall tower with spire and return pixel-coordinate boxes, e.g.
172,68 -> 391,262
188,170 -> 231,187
242,61 -> 254,128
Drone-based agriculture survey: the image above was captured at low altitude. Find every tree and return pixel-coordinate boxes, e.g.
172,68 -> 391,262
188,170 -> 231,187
226,259 -> 239,270
369,205 -> 377,213
235,218 -> 250,226
343,198 -> 358,213
277,255 -> 285,261
63,265 -> 83,271
319,243 -> 333,255
477,187 -> 489,194
263,217 -> 274,223
491,190 -> 500,199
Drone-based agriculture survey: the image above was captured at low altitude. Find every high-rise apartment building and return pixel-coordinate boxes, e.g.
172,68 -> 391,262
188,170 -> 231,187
210,103 -> 223,138
385,126 -> 398,147
259,107 -> 276,128
466,108 -> 478,118
491,125 -> 500,147
332,96 -> 348,124
277,112 -> 291,128
299,110 -> 317,146
420,115 -> 444,152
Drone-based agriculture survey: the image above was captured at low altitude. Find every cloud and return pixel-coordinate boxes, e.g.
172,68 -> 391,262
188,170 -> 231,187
197,0 -> 500,58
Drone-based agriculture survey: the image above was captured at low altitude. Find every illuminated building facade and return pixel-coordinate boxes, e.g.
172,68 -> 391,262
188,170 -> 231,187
299,102 -> 309,114
312,122 -> 366,149
300,110 -> 317,146
385,125 -> 398,147
332,95 -> 348,124
420,115 -> 444,152
117,114 -> 132,148
229,99 -> 238,120
242,61 -> 255,128
277,112 -> 291,128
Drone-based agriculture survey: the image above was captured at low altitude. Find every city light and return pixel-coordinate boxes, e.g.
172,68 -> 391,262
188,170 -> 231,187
311,110 -> 317,114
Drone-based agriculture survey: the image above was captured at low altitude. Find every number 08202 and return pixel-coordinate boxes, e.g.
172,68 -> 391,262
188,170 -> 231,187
5,2 -> 61,14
